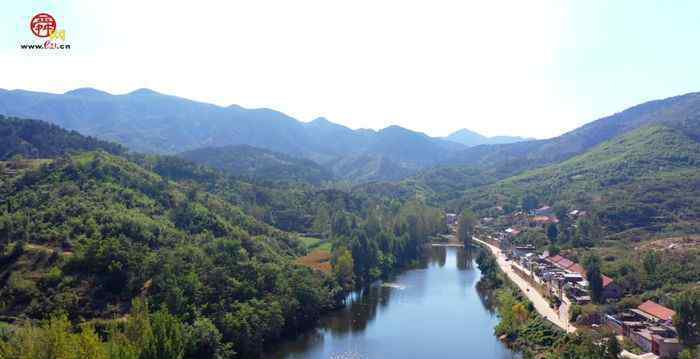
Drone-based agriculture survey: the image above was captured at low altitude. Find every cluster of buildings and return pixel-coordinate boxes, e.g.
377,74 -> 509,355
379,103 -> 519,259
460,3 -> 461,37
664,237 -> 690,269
510,250 -> 622,304
474,205 -> 684,357
606,300 -> 683,358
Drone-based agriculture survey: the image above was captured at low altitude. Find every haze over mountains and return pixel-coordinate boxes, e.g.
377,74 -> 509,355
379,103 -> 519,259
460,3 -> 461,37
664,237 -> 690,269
444,128 -> 532,146
0,88 -> 523,181
2,88 -> 700,184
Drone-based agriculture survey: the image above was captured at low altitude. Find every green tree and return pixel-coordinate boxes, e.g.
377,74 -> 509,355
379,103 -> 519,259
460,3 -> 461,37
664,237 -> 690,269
125,298 -> 153,349
673,288 -> 700,346
603,332 -> 621,359
584,254 -> 604,303
76,325 -> 108,359
679,348 -> 698,359
547,244 -> 560,256
185,317 -> 232,359
546,224 -> 559,243
142,308 -> 185,359
333,248 -> 354,290
457,209 -> 477,246
643,251 -> 659,275
311,204 -> 330,236
553,203 -> 569,226
521,195 -> 539,212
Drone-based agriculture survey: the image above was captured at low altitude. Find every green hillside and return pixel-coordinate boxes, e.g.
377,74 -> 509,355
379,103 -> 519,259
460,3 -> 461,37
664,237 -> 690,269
0,118 -> 447,357
179,144 -> 335,185
461,123 -> 700,236
0,152 -> 342,355
0,116 -> 125,160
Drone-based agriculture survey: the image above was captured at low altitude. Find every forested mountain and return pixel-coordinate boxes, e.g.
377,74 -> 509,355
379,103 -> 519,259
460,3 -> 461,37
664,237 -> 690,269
327,154 -> 417,183
179,145 -> 334,185
0,117 -> 447,357
4,88 -> 700,185
445,92 -> 700,179
459,120 -> 700,237
0,115 -> 125,160
0,89 -> 465,181
0,151 -> 335,355
444,128 -> 531,146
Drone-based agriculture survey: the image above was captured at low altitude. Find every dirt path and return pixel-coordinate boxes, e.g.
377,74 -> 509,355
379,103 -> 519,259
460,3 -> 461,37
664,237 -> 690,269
472,237 -> 576,333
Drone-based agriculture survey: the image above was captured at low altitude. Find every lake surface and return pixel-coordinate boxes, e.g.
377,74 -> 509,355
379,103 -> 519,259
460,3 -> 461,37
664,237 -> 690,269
265,246 -> 520,359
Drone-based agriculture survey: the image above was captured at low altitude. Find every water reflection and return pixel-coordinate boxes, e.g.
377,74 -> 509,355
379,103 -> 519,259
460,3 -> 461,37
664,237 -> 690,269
265,246 -> 520,359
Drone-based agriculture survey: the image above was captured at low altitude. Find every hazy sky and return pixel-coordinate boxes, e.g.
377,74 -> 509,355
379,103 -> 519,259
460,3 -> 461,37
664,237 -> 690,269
2,1 -> 700,139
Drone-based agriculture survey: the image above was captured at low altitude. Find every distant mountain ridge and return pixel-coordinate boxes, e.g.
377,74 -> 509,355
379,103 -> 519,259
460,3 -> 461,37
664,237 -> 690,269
4,87 -> 700,184
0,88 -> 467,160
444,128 -> 532,146
0,87 -> 476,181
445,92 -> 700,178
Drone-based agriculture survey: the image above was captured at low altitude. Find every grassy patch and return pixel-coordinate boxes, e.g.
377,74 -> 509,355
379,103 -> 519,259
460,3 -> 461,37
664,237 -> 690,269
297,235 -> 333,252
298,236 -> 321,248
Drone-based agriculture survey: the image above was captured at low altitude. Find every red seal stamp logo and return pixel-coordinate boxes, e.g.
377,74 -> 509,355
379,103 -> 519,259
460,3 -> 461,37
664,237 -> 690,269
30,13 -> 57,38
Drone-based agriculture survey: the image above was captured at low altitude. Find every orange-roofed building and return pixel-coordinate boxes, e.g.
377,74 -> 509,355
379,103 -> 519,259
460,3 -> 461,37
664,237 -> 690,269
638,300 -> 676,322
569,263 -> 585,276
547,255 -> 564,265
556,258 -> 575,270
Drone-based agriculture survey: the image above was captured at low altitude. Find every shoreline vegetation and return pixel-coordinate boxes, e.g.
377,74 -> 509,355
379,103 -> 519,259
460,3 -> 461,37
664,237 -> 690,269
0,119 -> 449,359
473,244 -> 623,358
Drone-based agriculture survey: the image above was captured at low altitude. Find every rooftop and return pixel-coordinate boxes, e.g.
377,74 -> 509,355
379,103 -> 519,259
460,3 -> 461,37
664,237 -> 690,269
557,258 -> 575,269
638,300 -> 676,321
547,255 -> 564,264
602,275 -> 614,288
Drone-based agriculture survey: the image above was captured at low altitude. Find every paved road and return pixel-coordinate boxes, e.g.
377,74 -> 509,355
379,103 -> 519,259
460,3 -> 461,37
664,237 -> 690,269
472,237 -> 576,333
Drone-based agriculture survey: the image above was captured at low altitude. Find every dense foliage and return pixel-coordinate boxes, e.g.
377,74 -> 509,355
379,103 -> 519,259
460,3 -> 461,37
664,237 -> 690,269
178,144 -> 334,185
460,123 -> 700,239
0,116 -> 125,160
0,151 -> 340,357
0,118 -> 448,357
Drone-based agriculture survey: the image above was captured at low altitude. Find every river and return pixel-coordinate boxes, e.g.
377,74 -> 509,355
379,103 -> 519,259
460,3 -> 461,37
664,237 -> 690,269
265,246 -> 521,359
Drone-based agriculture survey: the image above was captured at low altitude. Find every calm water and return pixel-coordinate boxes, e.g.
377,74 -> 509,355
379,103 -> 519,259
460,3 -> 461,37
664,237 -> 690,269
265,246 -> 520,359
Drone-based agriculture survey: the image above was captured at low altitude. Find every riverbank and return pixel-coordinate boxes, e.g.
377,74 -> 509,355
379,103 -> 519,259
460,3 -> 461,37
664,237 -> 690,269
472,236 -> 575,333
265,246 -> 520,358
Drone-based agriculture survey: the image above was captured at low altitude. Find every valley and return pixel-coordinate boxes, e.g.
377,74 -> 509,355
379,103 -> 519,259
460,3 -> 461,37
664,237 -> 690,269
1,88 -> 700,358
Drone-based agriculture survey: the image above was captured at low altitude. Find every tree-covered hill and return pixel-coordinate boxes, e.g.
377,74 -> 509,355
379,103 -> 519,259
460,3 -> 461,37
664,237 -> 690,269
0,116 -> 125,160
0,150 -> 343,356
326,154 -> 418,183
438,92 -> 700,182
460,121 -> 700,236
178,144 -> 335,185
0,88 -> 466,182
0,118 -> 448,357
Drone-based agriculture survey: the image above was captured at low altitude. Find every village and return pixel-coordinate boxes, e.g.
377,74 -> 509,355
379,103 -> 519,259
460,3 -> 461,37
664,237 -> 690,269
447,204 -> 685,359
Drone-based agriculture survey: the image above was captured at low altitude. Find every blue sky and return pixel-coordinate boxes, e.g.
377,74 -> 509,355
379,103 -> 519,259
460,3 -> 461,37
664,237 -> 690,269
2,1 -> 700,139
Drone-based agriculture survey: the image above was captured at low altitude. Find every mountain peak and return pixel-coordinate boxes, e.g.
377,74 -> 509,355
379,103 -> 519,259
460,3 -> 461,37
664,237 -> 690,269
450,128 -> 483,137
445,128 -> 530,147
311,117 -> 331,124
127,88 -> 160,96
64,87 -> 111,97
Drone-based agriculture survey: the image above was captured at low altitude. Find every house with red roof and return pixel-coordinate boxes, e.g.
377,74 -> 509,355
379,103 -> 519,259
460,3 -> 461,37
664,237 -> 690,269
555,258 -> 575,270
542,254 -> 621,302
545,255 -> 564,266
606,300 -> 682,358
638,300 -> 676,322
